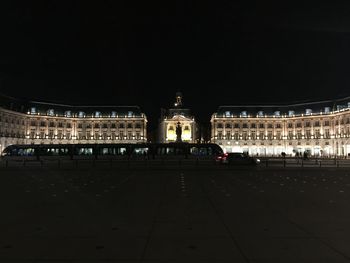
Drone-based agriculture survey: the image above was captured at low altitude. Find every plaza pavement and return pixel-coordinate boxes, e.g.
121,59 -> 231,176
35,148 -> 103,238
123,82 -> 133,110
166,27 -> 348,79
0,162 -> 350,262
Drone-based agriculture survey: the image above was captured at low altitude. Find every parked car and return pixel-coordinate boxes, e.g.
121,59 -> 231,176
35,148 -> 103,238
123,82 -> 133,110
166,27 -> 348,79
216,152 -> 260,165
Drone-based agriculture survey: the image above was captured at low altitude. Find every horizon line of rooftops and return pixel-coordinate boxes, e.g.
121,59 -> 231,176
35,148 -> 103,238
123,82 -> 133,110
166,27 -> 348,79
1,93 -> 350,119
214,104 -> 350,118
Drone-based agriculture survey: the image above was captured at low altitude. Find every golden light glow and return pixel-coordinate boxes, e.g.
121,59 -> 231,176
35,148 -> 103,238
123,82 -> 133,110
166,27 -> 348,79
182,128 -> 191,141
167,127 -> 176,141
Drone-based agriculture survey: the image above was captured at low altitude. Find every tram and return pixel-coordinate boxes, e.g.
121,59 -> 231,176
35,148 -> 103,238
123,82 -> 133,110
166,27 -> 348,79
1,143 -> 223,161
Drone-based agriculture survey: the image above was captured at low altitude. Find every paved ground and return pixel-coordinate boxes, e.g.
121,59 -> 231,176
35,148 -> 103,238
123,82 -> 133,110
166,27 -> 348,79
1,164 -> 350,262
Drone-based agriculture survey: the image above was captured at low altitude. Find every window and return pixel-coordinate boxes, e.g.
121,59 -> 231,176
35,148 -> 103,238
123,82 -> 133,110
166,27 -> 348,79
40,121 -> 46,127
30,130 -> 35,139
296,122 -> 302,128
226,132 -> 231,140
305,121 -> 310,127
288,131 -> 293,139
325,129 -> 330,138
94,123 -> 100,129
259,132 -> 264,140
242,123 -> 248,129
119,123 -> 125,129
78,123 -> 83,129
267,131 -> 273,140
111,123 -> 116,129
127,123 -> 133,129
276,131 -> 282,140
314,121 -> 320,127
315,129 -> 320,139
234,123 -> 240,128
297,131 -> 302,139
217,132 -> 223,139
242,131 -> 247,140
49,122 -> 55,127
268,124 -> 273,129
119,131 -> 124,139
67,123 -> 72,129
31,121 -> 37,126
225,123 -> 231,129
135,123 -> 142,129
47,109 -> 54,116
234,132 -> 239,140
305,130 -> 311,139
259,123 -> 264,129
76,147 -> 93,155
288,123 -> 293,128
103,123 -> 108,129
324,120 -> 330,126
276,123 -> 281,129
58,122 -> 63,128
49,130 -> 54,139
217,123 -> 223,129
251,123 -> 256,129
136,132 -> 141,140
128,132 -> 133,139
251,131 -> 256,140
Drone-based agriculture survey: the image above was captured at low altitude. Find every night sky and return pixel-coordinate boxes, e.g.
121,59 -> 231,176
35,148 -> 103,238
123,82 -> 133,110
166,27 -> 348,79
1,1 -> 350,129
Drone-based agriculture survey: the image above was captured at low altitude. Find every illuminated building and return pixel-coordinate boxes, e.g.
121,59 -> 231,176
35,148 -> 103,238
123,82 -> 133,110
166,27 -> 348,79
158,92 -> 198,143
211,98 -> 350,157
0,94 -> 147,153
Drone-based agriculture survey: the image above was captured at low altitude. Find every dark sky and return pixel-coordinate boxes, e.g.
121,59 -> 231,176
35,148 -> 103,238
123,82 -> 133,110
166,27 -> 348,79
1,1 -> 350,129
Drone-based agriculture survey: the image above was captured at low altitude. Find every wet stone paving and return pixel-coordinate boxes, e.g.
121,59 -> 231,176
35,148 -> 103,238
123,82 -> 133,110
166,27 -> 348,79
0,164 -> 350,262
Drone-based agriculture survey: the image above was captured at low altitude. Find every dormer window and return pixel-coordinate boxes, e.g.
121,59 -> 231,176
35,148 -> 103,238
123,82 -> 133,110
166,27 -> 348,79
240,111 -> 247,117
305,109 -> 312,115
47,109 -> 54,116
65,111 -> 72,117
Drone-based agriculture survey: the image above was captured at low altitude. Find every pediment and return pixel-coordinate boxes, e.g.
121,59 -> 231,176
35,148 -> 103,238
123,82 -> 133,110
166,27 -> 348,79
170,114 -> 192,121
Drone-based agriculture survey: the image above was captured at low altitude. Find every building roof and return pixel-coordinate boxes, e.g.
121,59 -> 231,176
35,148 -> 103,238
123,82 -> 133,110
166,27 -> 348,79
215,96 -> 350,117
0,93 -> 145,117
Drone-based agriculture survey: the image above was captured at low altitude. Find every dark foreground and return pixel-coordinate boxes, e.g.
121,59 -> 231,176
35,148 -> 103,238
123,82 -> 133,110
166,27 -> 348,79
1,164 -> 350,262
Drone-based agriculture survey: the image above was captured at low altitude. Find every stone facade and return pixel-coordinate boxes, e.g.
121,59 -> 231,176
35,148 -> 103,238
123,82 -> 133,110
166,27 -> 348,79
158,92 -> 198,143
0,95 -> 147,153
211,99 -> 350,157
